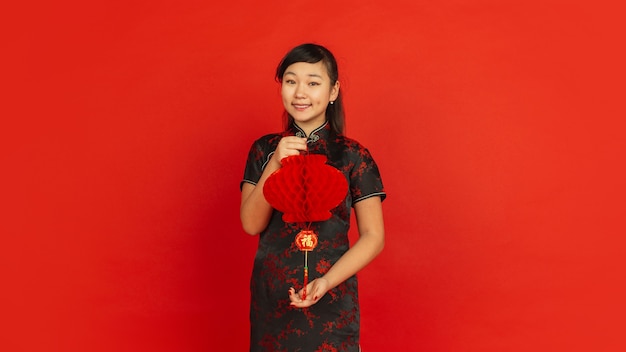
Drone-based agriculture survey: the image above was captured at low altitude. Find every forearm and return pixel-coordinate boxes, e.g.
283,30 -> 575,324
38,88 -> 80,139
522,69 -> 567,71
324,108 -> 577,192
322,231 -> 384,289
321,197 -> 385,289
240,157 -> 280,235
240,189 -> 272,235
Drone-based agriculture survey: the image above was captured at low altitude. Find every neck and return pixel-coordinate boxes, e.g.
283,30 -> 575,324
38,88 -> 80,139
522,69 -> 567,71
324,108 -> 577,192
294,120 -> 326,137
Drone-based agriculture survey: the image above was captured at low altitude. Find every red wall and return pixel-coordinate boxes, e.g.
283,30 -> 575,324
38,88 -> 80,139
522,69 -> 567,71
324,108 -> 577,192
3,0 -> 624,351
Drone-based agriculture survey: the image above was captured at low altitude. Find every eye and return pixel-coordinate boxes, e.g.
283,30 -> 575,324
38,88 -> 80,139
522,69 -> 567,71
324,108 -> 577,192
308,82 -> 320,86
284,79 -> 296,85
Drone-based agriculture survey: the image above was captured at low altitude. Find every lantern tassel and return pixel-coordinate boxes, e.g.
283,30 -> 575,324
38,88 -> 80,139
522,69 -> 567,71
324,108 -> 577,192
302,250 -> 309,300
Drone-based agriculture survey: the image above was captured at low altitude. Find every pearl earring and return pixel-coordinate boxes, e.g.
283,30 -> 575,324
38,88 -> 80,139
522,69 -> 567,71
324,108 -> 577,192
330,101 -> 334,105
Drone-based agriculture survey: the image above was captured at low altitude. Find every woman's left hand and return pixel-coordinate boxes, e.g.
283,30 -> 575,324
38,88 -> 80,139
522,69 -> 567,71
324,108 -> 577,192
288,278 -> 329,308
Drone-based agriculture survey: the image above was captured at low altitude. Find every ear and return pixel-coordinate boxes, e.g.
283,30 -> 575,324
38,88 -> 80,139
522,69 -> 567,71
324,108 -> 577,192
330,81 -> 340,101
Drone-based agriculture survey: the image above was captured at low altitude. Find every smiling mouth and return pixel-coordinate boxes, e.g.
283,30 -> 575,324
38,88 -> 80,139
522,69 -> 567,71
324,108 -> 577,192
293,104 -> 311,110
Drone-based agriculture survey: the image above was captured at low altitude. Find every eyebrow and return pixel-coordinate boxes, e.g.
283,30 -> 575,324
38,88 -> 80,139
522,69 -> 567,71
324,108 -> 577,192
284,71 -> 323,78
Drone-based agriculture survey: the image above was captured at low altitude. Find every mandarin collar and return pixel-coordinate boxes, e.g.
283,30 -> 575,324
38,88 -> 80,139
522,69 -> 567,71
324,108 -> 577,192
290,121 -> 330,144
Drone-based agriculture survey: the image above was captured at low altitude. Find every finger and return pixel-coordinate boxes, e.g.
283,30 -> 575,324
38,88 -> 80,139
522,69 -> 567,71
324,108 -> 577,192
290,287 -> 320,308
304,286 -> 319,302
289,288 -> 313,307
281,136 -> 307,145
284,137 -> 308,146
309,287 -> 320,302
290,299 -> 311,307
311,279 -> 329,302
290,298 -> 315,308
285,141 -> 308,151
288,287 -> 302,303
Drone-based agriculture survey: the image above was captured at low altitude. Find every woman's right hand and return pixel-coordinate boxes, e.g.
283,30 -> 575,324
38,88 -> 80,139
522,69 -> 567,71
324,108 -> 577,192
271,136 -> 308,167
240,136 -> 307,235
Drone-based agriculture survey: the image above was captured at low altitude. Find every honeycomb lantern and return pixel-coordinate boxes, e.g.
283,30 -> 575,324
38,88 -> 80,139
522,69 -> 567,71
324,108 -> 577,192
263,154 -> 348,223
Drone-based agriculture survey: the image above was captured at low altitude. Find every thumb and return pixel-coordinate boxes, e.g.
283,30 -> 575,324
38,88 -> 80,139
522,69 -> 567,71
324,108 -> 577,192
311,283 -> 327,302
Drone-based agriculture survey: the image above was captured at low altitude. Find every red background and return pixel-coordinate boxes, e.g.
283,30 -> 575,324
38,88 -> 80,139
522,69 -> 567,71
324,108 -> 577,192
2,0 -> 625,351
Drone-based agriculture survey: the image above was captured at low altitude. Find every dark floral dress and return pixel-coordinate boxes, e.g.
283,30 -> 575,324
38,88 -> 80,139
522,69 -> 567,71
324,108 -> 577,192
241,121 -> 386,352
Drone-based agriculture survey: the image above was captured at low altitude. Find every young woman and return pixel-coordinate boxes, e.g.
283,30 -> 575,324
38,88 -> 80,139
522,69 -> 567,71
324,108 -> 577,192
240,43 -> 386,352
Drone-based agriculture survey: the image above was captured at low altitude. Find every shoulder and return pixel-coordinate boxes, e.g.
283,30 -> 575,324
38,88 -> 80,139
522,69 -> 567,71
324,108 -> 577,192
250,131 -> 285,150
333,134 -> 363,148
333,134 -> 373,157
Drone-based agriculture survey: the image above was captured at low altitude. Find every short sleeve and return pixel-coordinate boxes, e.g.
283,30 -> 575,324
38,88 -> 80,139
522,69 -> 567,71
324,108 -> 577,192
349,146 -> 386,204
240,136 -> 277,190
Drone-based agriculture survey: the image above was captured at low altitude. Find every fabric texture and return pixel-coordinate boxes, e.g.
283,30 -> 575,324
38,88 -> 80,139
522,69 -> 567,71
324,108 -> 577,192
242,121 -> 385,352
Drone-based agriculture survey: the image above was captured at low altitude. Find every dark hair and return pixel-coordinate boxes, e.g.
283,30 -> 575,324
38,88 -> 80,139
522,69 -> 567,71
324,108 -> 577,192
275,43 -> 345,135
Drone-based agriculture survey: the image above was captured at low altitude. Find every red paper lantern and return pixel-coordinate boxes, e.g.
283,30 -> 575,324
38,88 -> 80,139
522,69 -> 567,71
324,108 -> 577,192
263,154 -> 348,223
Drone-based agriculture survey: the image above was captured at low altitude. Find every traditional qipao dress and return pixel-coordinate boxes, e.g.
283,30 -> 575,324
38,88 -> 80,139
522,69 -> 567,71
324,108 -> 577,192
241,121 -> 386,352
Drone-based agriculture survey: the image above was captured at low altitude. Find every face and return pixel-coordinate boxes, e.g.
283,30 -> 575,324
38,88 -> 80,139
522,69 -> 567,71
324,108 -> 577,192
281,61 -> 339,131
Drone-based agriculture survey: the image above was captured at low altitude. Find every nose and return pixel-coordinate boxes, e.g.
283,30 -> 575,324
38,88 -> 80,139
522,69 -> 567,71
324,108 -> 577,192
294,83 -> 306,98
